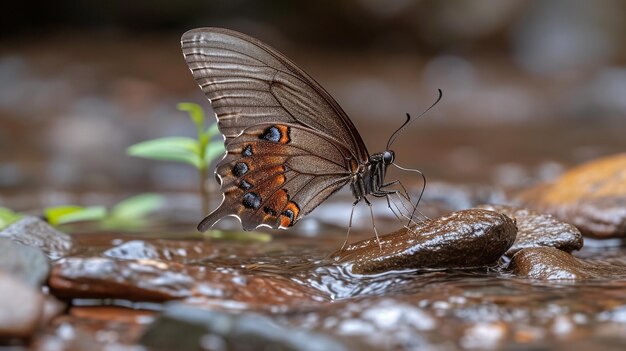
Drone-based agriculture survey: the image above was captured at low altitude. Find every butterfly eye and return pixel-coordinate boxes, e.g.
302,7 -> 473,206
383,151 -> 394,164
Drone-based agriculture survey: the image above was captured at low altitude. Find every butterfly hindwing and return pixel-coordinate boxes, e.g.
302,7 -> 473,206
199,123 -> 352,230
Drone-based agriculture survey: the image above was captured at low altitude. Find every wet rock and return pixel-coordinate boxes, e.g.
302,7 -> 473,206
509,247 -> 626,280
0,238 -> 50,287
49,257 -> 324,306
478,205 -> 583,256
49,257 -> 194,302
517,153 -> 626,239
103,240 -> 161,260
140,303 -> 348,351
33,313 -> 147,351
69,306 -> 156,325
333,209 -> 517,275
0,272 -> 45,339
0,216 -> 73,259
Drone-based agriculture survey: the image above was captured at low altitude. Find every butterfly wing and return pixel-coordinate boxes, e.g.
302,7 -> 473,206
199,123 -> 353,230
181,27 -> 369,231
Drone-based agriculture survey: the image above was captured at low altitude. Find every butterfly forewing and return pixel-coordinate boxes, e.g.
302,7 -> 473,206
182,28 -> 369,231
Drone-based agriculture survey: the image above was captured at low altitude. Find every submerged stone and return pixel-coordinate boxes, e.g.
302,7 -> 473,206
509,247 -> 626,280
0,216 -> 73,259
0,238 -> 50,287
103,240 -> 161,260
517,153 -> 626,239
49,257 -> 195,302
478,204 -> 583,256
140,303 -> 348,351
49,256 -> 324,307
333,209 -> 517,275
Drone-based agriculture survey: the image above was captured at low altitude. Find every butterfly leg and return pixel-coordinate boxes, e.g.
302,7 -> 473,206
381,179 -> 413,204
378,179 -> 429,225
362,196 -> 382,251
372,189 -> 407,220
374,191 -> 418,230
340,199 -> 360,251
382,192 -> 404,222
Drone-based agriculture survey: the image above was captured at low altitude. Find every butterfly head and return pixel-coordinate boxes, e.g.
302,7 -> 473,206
382,150 -> 395,164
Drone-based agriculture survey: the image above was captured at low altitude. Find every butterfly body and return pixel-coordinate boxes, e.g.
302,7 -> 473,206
350,151 -> 396,201
182,28 -> 401,232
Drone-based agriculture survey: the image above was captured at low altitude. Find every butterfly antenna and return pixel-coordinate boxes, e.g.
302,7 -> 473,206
386,89 -> 443,150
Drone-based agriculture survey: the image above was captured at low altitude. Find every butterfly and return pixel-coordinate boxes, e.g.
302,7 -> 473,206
181,27 -> 438,233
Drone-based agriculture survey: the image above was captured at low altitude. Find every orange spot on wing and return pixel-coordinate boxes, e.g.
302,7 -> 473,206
265,190 -> 289,217
279,201 -> 300,228
267,174 -> 286,188
276,125 -> 291,144
246,163 -> 284,177
279,215 -> 291,228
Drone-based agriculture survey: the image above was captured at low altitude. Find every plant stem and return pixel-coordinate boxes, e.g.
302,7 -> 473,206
199,166 -> 209,216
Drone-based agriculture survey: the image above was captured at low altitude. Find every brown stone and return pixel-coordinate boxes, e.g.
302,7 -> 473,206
333,209 -> 517,275
49,256 -> 324,307
70,306 -> 156,324
517,153 -> 626,239
509,247 -> 626,280
49,257 -> 194,302
478,205 -> 583,256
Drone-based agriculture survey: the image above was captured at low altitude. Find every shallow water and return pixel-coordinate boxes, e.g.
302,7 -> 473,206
36,216 -> 626,350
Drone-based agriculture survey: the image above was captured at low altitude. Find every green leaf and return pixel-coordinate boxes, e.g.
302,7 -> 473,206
127,137 -> 202,168
177,103 -> 205,131
198,133 -> 209,148
205,230 -> 272,242
204,123 -> 220,140
110,193 -> 165,220
204,140 -> 225,164
45,206 -> 107,226
0,207 -> 22,230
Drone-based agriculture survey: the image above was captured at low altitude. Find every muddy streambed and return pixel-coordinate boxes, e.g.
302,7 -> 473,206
1,153 -> 625,350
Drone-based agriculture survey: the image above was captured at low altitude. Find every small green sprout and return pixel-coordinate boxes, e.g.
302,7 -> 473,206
101,193 -> 165,229
45,205 -> 107,226
127,103 -> 224,215
0,207 -> 22,230
44,193 -> 165,230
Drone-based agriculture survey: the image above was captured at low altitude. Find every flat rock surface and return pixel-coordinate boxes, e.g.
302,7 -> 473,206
333,209 -> 517,275
509,247 -> 626,280
517,153 -> 626,239
0,216 -> 73,259
49,255 -> 325,307
0,238 -> 50,287
478,204 -> 583,256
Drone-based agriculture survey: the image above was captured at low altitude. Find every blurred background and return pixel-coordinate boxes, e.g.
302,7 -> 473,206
1,0 -> 626,212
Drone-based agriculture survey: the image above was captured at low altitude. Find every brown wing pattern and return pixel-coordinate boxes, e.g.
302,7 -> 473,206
182,28 -> 369,231
198,123 -> 352,230
181,27 -> 369,162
